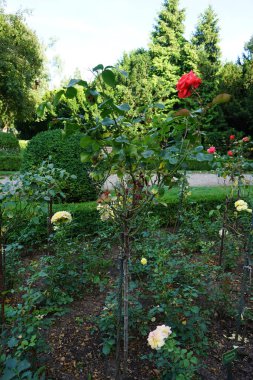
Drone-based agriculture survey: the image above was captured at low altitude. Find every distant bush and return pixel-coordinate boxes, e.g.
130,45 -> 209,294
184,160 -> 212,171
0,132 -> 21,171
22,129 -> 98,202
0,131 -> 20,152
0,153 -> 22,171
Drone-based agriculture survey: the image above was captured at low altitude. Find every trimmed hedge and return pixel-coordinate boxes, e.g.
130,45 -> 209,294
21,129 -> 98,202
54,186 -> 244,235
0,131 -> 20,152
184,160 -> 212,171
0,153 -> 22,171
0,132 -> 22,171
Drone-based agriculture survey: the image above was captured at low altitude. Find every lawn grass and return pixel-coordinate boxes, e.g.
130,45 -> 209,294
53,186 -> 253,215
19,140 -> 28,151
0,171 -> 19,177
162,185 -> 252,203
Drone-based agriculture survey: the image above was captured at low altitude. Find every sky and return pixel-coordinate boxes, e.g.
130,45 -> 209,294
5,0 -> 253,87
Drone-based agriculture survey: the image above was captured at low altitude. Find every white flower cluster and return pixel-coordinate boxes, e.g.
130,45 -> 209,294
147,324 -> 172,350
97,203 -> 115,221
234,200 -> 252,213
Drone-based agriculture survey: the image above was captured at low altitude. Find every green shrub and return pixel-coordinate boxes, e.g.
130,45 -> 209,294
0,153 -> 22,171
184,160 -> 212,171
21,129 -> 98,202
0,131 -> 20,152
0,132 -> 21,170
51,187 -> 235,234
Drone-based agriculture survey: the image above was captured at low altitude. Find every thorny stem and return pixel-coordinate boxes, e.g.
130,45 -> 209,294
219,196 -> 229,267
115,246 -> 124,379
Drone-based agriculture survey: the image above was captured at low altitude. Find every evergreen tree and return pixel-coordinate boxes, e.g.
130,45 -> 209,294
192,5 -> 221,101
149,0 -> 198,109
115,49 -> 156,117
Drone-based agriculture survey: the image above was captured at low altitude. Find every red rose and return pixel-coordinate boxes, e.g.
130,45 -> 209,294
242,136 -> 250,142
229,135 -> 235,140
207,146 -> 216,154
176,70 -> 202,98
227,150 -> 233,156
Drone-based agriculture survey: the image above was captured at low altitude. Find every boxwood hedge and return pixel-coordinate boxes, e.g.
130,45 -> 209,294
21,129 -> 98,202
0,131 -> 21,171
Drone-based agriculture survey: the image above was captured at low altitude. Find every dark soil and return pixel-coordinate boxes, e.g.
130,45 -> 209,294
42,289 -> 253,380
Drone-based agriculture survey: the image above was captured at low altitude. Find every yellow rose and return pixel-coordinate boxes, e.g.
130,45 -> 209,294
141,257 -> 147,265
51,211 -> 72,224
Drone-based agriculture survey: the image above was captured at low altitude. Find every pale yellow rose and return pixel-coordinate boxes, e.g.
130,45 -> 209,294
156,325 -> 172,339
51,211 -> 72,224
141,257 -> 147,265
147,330 -> 165,350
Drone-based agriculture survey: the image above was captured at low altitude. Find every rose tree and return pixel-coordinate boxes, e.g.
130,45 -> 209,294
50,66 -> 229,378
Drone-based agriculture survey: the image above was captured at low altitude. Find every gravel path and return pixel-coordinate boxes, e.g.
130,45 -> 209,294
103,172 -> 253,189
1,172 -> 253,190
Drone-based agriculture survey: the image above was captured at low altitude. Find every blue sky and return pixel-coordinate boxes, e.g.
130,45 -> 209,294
5,0 -> 253,87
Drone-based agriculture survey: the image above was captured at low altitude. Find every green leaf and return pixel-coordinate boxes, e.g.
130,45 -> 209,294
119,69 -> 128,77
67,79 -> 87,87
101,117 -> 115,126
93,64 -> 104,71
102,343 -> 111,355
169,156 -> 178,165
2,370 -> 16,380
17,360 -> 30,373
53,90 -> 64,106
102,69 -> 116,88
7,337 -> 18,348
190,306 -> 200,314
194,145 -> 204,152
154,103 -> 165,109
37,102 -> 49,118
115,136 -> 129,144
80,153 -> 91,163
65,86 -> 77,99
80,137 -> 100,156
190,356 -> 198,364
212,93 -> 231,105
142,150 -> 154,158
115,103 -> 130,112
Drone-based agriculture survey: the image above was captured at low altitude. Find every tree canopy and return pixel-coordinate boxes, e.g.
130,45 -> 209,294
0,7 -> 45,128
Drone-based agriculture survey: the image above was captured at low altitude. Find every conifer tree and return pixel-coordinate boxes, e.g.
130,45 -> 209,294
192,5 -> 221,101
115,49 -> 155,116
149,0 -> 197,109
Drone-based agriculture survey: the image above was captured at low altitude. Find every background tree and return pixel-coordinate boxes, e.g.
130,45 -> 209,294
17,84 -> 98,140
0,7 -> 45,129
218,37 -> 253,137
192,5 -> 221,100
191,5 -> 227,140
114,49 -> 155,118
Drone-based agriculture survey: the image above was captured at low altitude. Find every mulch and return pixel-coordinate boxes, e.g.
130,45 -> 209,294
41,290 -> 253,380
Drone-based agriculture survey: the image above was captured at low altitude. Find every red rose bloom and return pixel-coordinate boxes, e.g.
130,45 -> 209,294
176,70 -> 202,98
229,135 -> 235,140
227,150 -> 233,156
207,146 -> 216,154
242,136 -> 250,142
